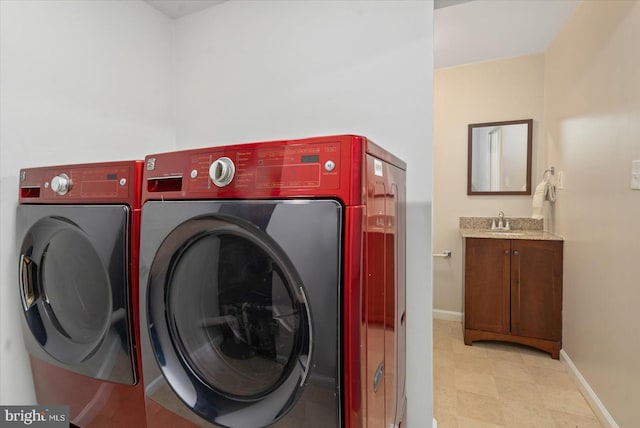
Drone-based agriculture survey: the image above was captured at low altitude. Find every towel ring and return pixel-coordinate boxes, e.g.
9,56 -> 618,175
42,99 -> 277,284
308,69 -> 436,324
543,166 -> 555,178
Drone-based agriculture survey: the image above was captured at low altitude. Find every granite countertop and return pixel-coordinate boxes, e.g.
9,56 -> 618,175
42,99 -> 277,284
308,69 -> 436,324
459,217 -> 564,241
459,228 -> 564,241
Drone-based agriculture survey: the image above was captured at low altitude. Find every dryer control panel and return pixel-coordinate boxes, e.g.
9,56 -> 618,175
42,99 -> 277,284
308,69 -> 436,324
19,161 -> 142,204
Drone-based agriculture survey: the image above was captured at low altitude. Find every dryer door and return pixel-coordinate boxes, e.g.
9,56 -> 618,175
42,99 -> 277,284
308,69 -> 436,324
16,205 -> 135,385
140,200 -> 342,428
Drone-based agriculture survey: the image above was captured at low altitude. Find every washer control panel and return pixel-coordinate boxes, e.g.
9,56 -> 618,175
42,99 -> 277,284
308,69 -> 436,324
187,141 -> 341,192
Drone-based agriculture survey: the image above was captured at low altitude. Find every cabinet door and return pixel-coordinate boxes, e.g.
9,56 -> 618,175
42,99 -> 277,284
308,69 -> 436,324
465,238 -> 511,334
511,240 -> 563,341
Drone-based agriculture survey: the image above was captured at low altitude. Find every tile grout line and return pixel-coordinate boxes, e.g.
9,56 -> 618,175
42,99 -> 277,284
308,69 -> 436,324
433,319 -> 603,427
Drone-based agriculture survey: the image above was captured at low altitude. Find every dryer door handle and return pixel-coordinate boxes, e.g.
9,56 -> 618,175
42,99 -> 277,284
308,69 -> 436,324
19,255 -> 38,311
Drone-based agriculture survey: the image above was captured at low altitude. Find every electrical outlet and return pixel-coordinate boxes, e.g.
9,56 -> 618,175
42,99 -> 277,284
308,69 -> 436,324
557,171 -> 564,189
632,160 -> 640,190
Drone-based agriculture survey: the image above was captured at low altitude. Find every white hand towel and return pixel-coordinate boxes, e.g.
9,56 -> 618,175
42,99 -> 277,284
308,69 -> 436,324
531,180 -> 546,219
544,181 -> 556,202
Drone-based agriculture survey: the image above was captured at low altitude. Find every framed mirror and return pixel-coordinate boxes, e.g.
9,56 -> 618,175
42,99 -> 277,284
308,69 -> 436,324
467,119 -> 532,195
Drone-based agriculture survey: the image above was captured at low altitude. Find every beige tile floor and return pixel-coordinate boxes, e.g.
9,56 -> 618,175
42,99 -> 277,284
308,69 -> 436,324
433,319 -> 602,428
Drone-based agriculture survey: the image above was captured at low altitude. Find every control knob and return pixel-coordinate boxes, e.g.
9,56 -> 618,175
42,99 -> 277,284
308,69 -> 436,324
51,174 -> 70,195
209,157 -> 235,187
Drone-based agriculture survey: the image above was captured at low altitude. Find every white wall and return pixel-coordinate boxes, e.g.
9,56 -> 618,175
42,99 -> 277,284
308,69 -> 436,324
1,2 -> 435,424
433,54 -> 545,314
0,0 -> 175,404
545,1 -> 640,425
173,1 -> 434,425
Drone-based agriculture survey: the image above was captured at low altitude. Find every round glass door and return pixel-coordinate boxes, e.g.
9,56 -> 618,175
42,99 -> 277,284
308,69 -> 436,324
42,227 -> 111,344
20,217 -> 112,363
148,215 -> 311,418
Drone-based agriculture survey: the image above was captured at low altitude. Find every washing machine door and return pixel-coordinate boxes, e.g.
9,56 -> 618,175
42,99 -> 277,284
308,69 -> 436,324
140,200 -> 342,428
16,205 -> 135,385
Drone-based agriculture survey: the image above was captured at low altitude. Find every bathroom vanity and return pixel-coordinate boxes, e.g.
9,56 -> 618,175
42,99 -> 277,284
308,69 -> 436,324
460,219 -> 563,359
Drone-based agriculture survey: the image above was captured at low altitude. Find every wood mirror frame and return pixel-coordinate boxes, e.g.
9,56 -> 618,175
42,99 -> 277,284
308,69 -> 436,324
467,119 -> 533,195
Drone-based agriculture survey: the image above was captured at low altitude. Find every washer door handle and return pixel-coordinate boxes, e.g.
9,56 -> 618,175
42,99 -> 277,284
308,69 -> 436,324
20,254 -> 38,311
298,286 -> 313,387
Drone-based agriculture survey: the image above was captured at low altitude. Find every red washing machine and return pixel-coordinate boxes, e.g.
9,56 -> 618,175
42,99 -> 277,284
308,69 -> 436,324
138,135 -> 406,428
17,161 -> 147,427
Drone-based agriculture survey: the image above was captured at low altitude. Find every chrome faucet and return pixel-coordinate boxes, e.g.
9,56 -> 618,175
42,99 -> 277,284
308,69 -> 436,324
492,211 -> 510,230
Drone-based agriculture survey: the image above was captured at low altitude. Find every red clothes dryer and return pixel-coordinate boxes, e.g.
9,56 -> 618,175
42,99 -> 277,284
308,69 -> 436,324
138,135 -> 406,428
17,161 -> 146,427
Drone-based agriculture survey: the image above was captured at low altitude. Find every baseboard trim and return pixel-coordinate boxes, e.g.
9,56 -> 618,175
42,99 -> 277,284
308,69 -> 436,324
560,349 -> 619,428
432,309 -> 462,321
433,417 -> 437,428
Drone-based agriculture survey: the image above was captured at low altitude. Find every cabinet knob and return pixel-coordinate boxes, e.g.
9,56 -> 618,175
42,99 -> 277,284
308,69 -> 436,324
504,250 -> 510,255
514,250 -> 519,256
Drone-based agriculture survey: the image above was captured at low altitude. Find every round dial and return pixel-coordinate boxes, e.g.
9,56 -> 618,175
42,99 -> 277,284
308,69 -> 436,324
209,157 -> 235,187
51,174 -> 70,195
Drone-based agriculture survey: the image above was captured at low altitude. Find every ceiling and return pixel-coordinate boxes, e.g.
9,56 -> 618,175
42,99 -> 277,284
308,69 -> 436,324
435,0 -> 579,68
144,0 -> 580,69
144,0 -> 225,19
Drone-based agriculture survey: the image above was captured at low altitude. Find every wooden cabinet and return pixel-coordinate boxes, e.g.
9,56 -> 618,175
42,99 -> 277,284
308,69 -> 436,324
463,237 -> 563,358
